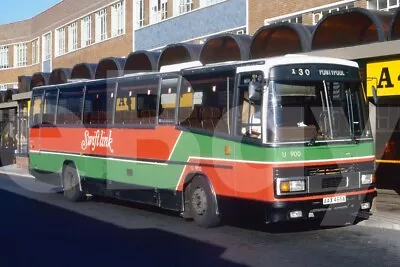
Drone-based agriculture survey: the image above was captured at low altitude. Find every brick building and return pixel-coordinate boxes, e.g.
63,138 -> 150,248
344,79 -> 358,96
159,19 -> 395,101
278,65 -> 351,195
2,0 -> 398,90
0,0 -> 247,90
248,0 -> 399,34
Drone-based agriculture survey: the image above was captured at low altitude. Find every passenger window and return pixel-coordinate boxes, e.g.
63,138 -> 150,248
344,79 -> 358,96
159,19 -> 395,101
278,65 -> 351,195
237,73 -> 263,140
56,86 -> 84,124
30,91 -> 43,127
42,90 -> 58,125
178,71 -> 234,134
115,77 -> 159,125
83,82 -> 115,125
159,77 -> 179,124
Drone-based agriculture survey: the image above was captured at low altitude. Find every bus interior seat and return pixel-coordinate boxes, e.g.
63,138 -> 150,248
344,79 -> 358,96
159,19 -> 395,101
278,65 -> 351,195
189,108 -> 202,128
83,112 -> 91,124
141,110 -> 157,124
42,113 -> 55,124
114,111 -> 124,124
201,107 -> 214,131
159,108 -> 175,122
55,113 -> 63,124
216,108 -> 229,133
179,108 -> 192,126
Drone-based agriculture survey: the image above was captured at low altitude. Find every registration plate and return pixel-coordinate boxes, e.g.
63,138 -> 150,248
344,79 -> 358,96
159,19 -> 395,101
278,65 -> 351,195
323,195 -> 346,205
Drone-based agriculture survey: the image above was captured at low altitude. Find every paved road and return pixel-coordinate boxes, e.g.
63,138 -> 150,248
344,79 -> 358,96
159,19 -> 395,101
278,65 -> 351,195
0,174 -> 400,267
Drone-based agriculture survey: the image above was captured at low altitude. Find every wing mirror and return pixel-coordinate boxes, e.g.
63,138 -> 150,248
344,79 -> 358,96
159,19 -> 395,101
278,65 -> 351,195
248,81 -> 263,102
371,85 -> 379,105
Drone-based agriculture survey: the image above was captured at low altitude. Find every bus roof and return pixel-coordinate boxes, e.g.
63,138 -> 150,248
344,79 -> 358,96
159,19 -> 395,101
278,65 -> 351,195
182,54 -> 358,74
31,54 -> 359,92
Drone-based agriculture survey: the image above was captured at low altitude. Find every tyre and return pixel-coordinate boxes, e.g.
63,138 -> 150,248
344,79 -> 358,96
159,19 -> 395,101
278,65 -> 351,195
188,176 -> 221,228
62,164 -> 86,202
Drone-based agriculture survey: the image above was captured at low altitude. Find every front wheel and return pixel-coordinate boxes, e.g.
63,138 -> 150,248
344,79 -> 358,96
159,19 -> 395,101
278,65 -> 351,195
188,176 -> 221,228
62,164 -> 86,202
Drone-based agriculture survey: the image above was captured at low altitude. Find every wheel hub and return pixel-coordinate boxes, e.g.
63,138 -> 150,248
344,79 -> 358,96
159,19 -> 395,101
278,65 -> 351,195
192,187 -> 207,215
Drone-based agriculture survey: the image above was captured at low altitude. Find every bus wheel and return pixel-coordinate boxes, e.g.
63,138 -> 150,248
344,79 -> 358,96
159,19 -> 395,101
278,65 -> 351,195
188,176 -> 220,228
62,164 -> 86,202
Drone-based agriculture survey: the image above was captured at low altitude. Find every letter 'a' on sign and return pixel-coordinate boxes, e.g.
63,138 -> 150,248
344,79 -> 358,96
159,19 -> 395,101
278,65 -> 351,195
377,67 -> 394,89
366,60 -> 400,97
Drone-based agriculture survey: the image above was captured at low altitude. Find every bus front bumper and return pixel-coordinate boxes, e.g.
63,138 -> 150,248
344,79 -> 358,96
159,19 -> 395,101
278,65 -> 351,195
264,190 -> 377,224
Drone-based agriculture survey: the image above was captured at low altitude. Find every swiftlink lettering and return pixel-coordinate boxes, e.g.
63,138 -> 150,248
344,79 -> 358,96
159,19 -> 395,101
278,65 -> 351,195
81,130 -> 114,153
318,69 -> 346,76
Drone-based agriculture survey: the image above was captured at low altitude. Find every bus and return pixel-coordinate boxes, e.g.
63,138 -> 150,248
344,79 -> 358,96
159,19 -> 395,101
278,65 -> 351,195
29,54 -> 376,228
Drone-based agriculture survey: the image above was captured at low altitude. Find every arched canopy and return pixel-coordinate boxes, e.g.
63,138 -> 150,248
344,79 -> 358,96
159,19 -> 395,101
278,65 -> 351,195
312,8 -> 392,50
0,91 -> 6,103
389,7 -> 400,40
95,57 -> 125,79
3,88 -> 17,102
30,72 -> 50,90
158,43 -> 202,70
71,63 -> 97,79
200,33 -> 252,64
250,23 -> 313,59
124,50 -> 160,74
49,68 -> 72,85
17,76 -> 32,93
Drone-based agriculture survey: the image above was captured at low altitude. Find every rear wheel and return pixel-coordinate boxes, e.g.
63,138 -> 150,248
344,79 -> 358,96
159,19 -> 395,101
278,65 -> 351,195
62,164 -> 86,202
188,176 -> 221,228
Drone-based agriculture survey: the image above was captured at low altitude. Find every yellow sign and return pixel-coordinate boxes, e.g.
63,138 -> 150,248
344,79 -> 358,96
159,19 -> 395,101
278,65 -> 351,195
367,59 -> 400,97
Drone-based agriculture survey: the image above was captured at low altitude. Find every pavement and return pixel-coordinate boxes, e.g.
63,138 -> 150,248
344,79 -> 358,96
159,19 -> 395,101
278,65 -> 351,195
0,164 -> 400,231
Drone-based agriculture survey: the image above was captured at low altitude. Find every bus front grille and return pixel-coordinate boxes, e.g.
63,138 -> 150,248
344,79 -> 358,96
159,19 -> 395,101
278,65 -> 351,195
321,177 -> 347,189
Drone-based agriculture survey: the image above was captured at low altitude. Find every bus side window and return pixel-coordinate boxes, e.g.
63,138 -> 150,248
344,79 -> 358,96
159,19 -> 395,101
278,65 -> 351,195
159,77 -> 178,125
42,90 -> 58,125
30,91 -> 44,127
236,73 -> 263,140
56,86 -> 84,125
83,82 -> 115,125
115,78 -> 159,125
178,71 -> 234,134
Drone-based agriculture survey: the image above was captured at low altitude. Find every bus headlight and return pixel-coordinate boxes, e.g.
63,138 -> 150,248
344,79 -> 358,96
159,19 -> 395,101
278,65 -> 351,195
280,180 -> 306,193
361,174 -> 373,185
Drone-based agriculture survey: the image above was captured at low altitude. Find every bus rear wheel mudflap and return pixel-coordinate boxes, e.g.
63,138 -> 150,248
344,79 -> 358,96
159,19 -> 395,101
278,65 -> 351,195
186,175 -> 221,228
62,163 -> 86,202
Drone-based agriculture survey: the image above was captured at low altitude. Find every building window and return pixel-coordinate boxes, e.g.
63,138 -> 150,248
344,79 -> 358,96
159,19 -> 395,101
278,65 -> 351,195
81,15 -> 92,48
111,1 -> 125,37
55,27 -> 66,56
265,15 -> 303,25
150,0 -> 168,23
32,39 -> 39,64
68,22 -> 78,52
200,0 -> 224,8
95,9 -> 107,42
14,43 -> 28,67
312,3 -> 354,25
0,46 -> 9,69
180,0 -> 193,14
137,0 -> 145,27
282,15 -> 303,24
368,0 -> 400,11
43,33 -> 52,61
